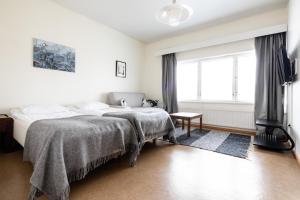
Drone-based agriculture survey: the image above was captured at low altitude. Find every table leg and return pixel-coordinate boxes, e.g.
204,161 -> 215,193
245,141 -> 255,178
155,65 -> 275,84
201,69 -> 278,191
187,119 -> 191,137
182,119 -> 185,130
200,116 -> 202,132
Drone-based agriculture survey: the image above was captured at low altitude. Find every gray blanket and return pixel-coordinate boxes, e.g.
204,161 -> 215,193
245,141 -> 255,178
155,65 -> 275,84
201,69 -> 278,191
23,115 -> 139,200
103,110 -> 177,148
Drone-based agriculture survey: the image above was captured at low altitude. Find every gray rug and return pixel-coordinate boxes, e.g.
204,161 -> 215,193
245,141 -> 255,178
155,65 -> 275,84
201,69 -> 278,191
175,128 -> 251,159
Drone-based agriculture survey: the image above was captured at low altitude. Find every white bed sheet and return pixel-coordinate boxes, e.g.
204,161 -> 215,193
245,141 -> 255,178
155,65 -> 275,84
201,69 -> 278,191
74,107 -> 132,116
74,107 -> 165,116
131,107 -> 165,113
11,110 -> 83,147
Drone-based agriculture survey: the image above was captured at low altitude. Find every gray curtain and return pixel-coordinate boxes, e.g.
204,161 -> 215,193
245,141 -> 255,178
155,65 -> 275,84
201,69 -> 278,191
162,53 -> 178,113
254,32 -> 286,123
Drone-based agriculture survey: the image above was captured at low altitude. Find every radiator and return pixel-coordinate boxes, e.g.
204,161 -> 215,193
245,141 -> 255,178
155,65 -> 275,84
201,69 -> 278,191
179,108 -> 255,129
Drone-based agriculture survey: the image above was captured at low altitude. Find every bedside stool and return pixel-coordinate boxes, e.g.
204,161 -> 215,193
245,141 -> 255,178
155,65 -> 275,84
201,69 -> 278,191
0,114 -> 21,153
170,112 -> 203,137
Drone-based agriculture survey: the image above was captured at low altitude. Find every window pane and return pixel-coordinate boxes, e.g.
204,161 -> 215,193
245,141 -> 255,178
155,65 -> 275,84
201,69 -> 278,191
201,57 -> 233,101
237,53 -> 256,103
177,62 -> 198,101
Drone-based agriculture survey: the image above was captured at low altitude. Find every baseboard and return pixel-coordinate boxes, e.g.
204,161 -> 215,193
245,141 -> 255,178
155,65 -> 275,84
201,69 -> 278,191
178,121 -> 256,136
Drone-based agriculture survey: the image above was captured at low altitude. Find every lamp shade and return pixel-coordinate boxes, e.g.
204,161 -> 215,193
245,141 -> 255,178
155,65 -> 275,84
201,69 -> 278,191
156,1 -> 193,26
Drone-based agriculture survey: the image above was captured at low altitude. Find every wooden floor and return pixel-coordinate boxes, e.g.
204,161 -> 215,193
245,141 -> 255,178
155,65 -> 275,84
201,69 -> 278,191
1,141 -> 300,200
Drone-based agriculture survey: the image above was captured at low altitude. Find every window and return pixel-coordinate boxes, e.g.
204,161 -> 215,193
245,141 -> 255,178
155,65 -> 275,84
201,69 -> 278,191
177,51 -> 256,103
237,54 -> 256,102
201,57 -> 233,101
177,62 -> 198,101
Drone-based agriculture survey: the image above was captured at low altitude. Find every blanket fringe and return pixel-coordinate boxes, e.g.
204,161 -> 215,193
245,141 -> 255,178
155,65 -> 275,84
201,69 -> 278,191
28,185 -> 70,200
67,149 -> 126,183
27,186 -> 43,200
28,144 -> 139,200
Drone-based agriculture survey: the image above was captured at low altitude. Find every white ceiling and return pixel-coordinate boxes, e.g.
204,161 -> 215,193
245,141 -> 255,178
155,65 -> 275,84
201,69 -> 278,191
53,0 -> 288,43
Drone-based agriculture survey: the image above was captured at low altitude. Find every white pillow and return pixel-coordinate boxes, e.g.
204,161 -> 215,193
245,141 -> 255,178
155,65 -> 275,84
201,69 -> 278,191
76,102 -> 109,110
20,105 -> 69,115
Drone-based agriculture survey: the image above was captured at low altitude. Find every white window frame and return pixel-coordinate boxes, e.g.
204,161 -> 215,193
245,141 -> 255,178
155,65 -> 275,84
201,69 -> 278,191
177,51 -> 255,104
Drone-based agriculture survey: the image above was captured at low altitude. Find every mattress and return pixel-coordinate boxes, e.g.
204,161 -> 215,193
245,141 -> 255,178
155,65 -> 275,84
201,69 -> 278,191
10,110 -> 83,147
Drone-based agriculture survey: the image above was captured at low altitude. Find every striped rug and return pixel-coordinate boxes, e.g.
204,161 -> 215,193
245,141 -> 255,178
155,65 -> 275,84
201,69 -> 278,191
175,128 -> 251,159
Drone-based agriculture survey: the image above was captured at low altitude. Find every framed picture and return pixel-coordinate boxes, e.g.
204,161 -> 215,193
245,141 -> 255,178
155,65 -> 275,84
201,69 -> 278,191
116,60 -> 126,78
33,38 -> 75,72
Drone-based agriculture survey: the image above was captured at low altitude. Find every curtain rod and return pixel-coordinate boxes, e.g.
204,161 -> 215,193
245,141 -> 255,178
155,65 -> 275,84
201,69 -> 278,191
155,24 -> 287,56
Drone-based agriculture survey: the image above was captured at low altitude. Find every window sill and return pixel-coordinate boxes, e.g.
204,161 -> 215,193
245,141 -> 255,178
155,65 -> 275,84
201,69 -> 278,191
178,100 -> 254,105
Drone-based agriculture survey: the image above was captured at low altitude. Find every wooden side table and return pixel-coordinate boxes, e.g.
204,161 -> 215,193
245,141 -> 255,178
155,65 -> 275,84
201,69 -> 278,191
170,112 -> 203,137
0,114 -> 21,153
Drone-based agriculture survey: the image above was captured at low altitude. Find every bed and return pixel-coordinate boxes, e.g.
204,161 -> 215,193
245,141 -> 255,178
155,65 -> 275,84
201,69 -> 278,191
11,103 -> 176,200
11,106 -> 140,200
106,92 -> 176,143
74,92 -> 177,146
75,106 -> 176,145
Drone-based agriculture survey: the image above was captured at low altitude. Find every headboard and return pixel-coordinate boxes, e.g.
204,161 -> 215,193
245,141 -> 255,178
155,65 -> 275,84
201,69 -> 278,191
106,92 -> 145,107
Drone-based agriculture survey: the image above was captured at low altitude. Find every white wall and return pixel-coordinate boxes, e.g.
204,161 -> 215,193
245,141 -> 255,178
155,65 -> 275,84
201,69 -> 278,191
287,0 -> 300,158
142,7 -> 287,129
0,0 -> 144,113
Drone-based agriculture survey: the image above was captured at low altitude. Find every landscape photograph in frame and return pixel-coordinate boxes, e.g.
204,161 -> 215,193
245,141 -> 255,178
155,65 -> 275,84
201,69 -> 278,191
33,38 -> 75,72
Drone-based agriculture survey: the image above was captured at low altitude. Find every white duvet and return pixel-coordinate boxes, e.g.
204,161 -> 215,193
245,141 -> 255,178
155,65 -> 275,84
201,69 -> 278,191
10,109 -> 83,147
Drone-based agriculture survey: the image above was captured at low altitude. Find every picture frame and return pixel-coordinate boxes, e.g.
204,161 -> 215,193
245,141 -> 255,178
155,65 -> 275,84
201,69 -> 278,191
33,38 -> 75,72
116,60 -> 126,78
